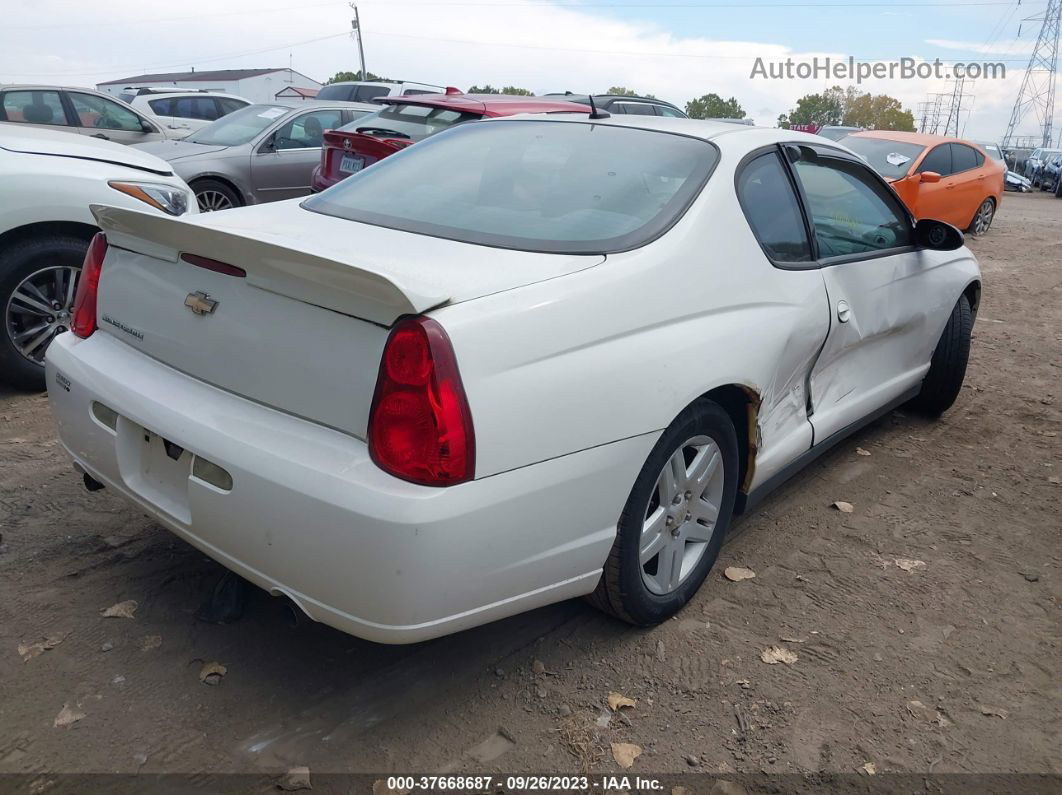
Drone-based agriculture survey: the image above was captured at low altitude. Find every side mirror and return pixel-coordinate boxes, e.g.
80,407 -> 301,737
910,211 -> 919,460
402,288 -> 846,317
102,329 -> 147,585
262,134 -> 277,153
914,219 -> 964,251
140,120 -> 156,133
919,171 -> 942,184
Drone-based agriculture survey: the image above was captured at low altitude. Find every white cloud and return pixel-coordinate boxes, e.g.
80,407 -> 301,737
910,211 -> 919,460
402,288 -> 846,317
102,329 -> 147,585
925,38 -> 1034,56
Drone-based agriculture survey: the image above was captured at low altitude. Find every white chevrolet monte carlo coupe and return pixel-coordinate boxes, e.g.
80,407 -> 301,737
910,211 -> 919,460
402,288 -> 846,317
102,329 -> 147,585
46,114 -> 980,643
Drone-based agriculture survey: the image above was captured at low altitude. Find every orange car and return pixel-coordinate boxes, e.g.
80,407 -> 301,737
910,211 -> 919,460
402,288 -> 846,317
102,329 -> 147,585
837,131 -> 1004,235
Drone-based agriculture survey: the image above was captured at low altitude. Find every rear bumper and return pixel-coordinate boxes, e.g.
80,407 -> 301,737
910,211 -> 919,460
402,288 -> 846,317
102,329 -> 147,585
310,164 -> 340,193
45,332 -> 654,643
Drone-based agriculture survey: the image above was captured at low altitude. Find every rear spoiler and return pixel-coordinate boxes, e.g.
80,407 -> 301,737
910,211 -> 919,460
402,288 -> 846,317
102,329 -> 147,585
90,205 -> 449,326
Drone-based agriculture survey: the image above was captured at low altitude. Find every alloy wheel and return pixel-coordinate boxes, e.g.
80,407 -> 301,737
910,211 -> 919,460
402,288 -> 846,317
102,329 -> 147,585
973,200 -> 994,235
196,189 -> 234,212
639,435 -> 725,595
5,265 -> 80,364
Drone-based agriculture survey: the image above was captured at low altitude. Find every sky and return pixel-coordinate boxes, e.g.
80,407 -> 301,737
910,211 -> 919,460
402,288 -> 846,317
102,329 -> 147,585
1,0 -> 1056,143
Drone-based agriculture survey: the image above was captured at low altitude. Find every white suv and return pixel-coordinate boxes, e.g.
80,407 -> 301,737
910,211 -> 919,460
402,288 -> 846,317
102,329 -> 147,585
0,126 -> 195,389
315,80 -> 443,103
128,92 -> 251,139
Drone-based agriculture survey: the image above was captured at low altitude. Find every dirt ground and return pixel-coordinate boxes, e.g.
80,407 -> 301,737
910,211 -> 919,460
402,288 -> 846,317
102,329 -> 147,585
0,191 -> 1059,788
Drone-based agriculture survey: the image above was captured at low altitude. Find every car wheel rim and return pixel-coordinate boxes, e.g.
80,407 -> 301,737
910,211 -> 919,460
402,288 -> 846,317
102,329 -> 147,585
5,265 -> 80,364
975,201 -> 993,234
640,435 -> 725,595
196,190 -> 233,212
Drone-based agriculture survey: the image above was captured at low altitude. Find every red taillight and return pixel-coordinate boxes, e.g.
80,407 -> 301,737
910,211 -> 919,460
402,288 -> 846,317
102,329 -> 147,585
368,316 -> 475,487
71,233 -> 107,339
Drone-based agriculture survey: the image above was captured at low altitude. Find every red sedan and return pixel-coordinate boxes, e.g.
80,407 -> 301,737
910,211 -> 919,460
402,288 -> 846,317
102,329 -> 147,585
310,90 -> 590,192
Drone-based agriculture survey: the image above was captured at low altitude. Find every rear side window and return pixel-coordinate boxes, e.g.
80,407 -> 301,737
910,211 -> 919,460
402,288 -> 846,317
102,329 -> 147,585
737,151 -> 811,263
657,106 -> 686,118
613,102 -> 657,116
304,120 -> 718,254
353,86 -> 391,102
951,143 -> 981,172
315,84 -> 354,102
217,97 -> 248,115
919,145 -> 952,176
148,98 -> 174,115
1,90 -> 68,125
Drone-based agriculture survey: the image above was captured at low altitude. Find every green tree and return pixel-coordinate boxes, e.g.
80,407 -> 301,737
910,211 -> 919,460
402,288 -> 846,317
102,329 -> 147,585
466,85 -> 533,95
785,86 -> 848,126
843,93 -> 916,131
685,93 -> 745,119
784,85 -> 914,131
326,70 -> 390,84
777,113 -> 791,129
605,86 -> 657,98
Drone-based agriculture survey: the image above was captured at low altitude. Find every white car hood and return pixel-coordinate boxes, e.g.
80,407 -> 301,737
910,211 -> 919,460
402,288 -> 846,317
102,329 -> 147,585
0,126 -> 174,176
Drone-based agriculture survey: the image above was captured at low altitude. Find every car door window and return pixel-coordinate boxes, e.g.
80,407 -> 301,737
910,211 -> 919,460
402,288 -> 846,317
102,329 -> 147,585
612,102 -> 657,116
173,96 -> 219,121
0,90 -> 68,125
918,144 -> 952,176
737,151 -> 812,263
69,93 -> 146,132
657,106 -> 686,118
950,143 -> 980,173
273,110 -> 343,149
793,154 -> 912,259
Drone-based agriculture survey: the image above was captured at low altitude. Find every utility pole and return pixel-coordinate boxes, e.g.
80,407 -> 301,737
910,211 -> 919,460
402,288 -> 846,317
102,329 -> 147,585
1002,0 -> 1061,147
350,4 -> 367,81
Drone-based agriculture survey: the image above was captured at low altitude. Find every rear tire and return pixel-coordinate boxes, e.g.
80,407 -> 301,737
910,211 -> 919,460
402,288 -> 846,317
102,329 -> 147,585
192,179 -> 242,212
1,235 -> 88,391
909,294 -> 972,417
589,399 -> 739,626
967,198 -> 995,236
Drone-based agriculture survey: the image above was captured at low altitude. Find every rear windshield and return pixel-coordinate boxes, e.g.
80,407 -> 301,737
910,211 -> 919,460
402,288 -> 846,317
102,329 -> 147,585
336,103 -> 480,142
838,135 -> 926,179
187,104 -> 289,146
304,120 -> 718,254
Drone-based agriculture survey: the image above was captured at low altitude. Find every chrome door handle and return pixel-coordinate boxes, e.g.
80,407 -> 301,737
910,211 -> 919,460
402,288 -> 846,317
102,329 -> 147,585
837,300 -> 851,323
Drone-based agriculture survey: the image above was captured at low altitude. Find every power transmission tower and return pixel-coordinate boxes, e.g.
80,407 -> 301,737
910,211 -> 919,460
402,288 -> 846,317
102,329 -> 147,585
918,93 -> 948,134
1002,0 -> 1062,147
350,3 -> 367,81
942,78 -> 974,137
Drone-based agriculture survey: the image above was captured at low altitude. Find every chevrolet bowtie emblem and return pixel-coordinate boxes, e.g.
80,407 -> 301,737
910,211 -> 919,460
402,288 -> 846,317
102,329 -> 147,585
184,291 -> 218,316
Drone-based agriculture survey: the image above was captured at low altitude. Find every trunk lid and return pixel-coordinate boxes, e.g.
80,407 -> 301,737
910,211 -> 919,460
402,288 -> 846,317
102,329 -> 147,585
90,202 -> 603,438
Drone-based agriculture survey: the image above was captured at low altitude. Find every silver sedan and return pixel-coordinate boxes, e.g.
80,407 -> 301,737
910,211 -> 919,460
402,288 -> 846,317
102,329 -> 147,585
133,100 -> 376,211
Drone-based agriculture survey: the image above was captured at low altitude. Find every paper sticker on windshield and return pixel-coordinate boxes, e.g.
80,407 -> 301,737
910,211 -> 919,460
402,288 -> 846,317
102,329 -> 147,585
886,152 -> 911,167
257,107 -> 287,119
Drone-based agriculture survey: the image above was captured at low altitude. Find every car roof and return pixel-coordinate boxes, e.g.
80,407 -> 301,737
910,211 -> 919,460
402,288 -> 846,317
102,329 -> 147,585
849,130 -> 975,146
484,112 -> 826,149
378,94 -> 590,114
248,99 -> 379,112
